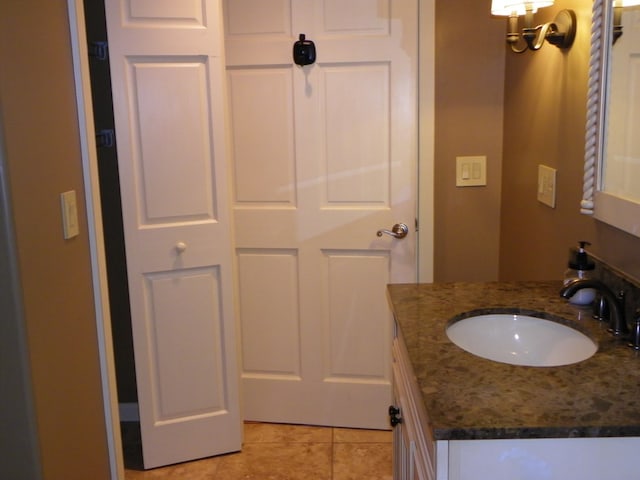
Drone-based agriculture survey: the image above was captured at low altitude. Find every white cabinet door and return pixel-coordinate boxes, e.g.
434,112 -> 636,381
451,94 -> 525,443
392,367 -> 429,480
448,437 -> 640,480
224,0 -> 418,430
104,0 -> 241,468
392,337 -> 433,480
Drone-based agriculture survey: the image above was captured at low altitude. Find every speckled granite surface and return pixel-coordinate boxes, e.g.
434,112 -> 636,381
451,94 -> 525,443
388,281 -> 640,441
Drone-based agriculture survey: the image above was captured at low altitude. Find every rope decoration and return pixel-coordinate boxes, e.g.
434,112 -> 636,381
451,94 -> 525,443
582,0 -> 605,215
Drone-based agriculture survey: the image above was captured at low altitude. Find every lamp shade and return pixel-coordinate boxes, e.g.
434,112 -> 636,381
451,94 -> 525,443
619,0 -> 640,6
491,0 -> 554,16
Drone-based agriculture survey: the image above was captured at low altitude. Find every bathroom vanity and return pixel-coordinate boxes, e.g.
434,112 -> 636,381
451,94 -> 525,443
388,282 -> 640,480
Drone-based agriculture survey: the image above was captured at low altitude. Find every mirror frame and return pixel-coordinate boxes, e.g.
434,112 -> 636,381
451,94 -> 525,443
583,0 -> 640,237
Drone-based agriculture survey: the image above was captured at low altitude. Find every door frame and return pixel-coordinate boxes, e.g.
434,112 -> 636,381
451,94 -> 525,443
419,0 -> 435,284
65,0 -> 435,476
67,1 -> 124,478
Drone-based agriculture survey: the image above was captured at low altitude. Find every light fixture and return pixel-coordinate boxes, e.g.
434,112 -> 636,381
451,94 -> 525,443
613,0 -> 640,44
492,1 -> 577,53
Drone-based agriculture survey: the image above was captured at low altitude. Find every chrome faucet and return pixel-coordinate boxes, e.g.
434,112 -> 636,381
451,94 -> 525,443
560,279 -> 629,337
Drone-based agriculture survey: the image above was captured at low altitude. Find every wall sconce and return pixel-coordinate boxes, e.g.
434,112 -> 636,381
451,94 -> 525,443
492,1 -> 577,53
613,0 -> 640,44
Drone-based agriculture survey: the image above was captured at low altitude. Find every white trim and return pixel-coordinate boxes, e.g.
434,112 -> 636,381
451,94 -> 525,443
595,190 -> 640,237
67,1 -> 124,479
582,0 -> 606,215
418,0 -> 435,283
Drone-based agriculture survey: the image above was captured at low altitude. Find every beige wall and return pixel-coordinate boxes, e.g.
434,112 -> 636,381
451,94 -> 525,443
0,1 -> 111,479
498,0 -> 640,281
499,0 -> 596,280
434,0 -> 506,281
434,0 -> 640,282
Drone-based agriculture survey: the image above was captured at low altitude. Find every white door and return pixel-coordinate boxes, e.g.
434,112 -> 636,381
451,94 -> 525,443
224,0 -> 418,429
104,0 -> 241,468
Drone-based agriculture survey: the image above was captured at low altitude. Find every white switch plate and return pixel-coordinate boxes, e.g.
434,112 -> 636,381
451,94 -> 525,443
537,164 -> 557,208
456,156 -> 487,187
60,190 -> 79,239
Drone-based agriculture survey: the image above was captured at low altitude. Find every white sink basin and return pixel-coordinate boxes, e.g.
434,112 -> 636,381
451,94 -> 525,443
446,313 -> 597,367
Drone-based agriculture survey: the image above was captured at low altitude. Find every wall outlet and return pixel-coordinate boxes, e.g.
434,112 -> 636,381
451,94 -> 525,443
537,164 -> 557,208
456,156 -> 487,187
60,190 -> 79,239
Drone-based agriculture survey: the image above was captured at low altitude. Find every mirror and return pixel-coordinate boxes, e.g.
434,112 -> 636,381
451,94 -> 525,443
583,0 -> 640,237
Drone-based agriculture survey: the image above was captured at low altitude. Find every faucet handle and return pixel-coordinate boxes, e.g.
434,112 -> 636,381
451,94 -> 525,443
608,290 -> 629,336
593,293 -> 609,322
629,310 -> 640,350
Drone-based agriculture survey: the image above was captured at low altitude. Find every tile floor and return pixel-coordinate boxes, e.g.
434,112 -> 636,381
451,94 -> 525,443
123,422 -> 392,480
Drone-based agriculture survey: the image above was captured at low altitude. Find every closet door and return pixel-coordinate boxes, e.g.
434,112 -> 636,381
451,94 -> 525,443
104,0 -> 241,468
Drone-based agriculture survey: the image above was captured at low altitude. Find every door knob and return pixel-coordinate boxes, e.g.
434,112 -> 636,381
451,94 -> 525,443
377,223 -> 409,239
388,405 -> 402,427
175,241 -> 187,253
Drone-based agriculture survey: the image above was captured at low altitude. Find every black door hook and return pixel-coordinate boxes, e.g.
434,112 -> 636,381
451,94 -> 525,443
293,33 -> 316,66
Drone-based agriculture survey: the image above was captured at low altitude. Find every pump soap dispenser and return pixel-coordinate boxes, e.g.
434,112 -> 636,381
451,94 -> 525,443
563,241 -> 596,305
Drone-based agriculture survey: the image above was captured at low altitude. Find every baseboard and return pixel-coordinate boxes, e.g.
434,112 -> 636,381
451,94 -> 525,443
119,402 -> 139,422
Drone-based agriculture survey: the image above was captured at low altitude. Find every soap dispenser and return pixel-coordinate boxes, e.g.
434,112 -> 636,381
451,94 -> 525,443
563,241 -> 596,305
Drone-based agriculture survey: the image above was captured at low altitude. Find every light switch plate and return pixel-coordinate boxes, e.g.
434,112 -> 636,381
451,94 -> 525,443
60,190 -> 79,239
537,164 -> 557,208
456,156 -> 487,187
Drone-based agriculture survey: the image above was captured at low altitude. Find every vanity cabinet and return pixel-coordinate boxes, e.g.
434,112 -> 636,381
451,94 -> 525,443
391,318 -> 640,480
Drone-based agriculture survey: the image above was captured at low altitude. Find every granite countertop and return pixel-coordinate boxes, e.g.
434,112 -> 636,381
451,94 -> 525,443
387,281 -> 640,441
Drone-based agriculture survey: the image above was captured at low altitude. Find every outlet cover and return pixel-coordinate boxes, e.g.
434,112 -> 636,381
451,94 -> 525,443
456,156 -> 487,187
60,190 -> 79,239
537,164 -> 557,208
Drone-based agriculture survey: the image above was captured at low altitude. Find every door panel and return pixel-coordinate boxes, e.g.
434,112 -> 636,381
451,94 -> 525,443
130,59 -> 217,221
321,0 -> 389,33
145,268 -> 226,419
104,0 -> 241,468
237,250 -> 301,376
225,0 -> 417,429
127,0 -> 205,23
324,252 -> 390,379
227,68 -> 296,204
322,64 -> 390,204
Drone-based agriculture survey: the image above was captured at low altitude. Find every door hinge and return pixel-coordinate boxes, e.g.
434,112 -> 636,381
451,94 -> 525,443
415,218 -> 419,232
96,129 -> 115,148
88,41 -> 109,61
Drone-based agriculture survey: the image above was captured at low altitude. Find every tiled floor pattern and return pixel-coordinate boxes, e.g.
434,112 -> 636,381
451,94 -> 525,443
124,422 -> 392,480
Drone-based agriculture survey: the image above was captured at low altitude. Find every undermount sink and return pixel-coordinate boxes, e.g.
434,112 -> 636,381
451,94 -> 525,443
446,312 -> 598,367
